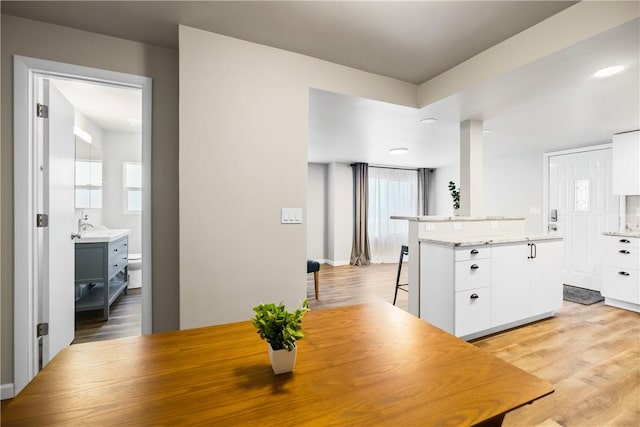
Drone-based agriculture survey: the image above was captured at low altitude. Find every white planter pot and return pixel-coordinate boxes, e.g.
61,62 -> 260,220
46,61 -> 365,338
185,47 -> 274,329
268,344 -> 297,374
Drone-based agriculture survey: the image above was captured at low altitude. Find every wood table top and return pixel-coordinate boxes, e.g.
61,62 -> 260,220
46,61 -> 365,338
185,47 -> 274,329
2,303 -> 553,426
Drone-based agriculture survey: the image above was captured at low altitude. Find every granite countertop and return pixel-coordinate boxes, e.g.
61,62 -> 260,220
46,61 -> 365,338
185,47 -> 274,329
391,215 -> 525,222
602,231 -> 640,238
419,233 -> 563,247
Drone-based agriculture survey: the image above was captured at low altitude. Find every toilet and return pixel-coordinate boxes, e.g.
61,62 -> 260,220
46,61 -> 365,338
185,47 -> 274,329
128,253 -> 142,289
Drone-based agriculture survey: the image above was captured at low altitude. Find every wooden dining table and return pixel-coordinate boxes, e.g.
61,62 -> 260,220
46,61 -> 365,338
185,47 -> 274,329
2,303 -> 553,426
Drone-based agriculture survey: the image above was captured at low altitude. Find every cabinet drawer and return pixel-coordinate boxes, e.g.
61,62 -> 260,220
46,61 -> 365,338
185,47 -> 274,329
108,237 -> 128,261
455,246 -> 491,262
602,247 -> 640,270
455,287 -> 491,337
602,266 -> 640,304
603,235 -> 640,249
454,259 -> 491,291
109,252 -> 129,280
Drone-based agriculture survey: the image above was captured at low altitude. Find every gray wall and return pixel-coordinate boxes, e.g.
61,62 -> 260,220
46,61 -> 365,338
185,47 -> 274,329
1,15 -> 179,385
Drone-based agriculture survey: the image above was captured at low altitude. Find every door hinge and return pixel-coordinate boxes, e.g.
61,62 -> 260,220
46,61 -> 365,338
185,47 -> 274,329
37,323 -> 49,338
36,103 -> 49,118
36,213 -> 49,228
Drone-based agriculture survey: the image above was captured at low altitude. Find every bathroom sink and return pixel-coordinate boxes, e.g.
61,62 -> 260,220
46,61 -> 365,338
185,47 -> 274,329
76,229 -> 130,243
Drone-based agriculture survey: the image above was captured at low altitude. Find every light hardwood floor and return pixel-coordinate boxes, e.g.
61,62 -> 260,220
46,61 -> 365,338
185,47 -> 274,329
309,263 -> 639,427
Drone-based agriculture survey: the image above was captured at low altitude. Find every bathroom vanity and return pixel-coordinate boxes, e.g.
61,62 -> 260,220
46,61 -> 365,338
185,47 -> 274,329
75,230 -> 130,320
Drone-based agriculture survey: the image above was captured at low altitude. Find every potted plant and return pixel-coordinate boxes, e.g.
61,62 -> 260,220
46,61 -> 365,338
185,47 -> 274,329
448,181 -> 460,214
252,300 -> 310,374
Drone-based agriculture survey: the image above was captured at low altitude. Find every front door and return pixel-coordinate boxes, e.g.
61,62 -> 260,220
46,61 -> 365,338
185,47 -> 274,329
40,78 -> 76,366
548,148 -> 619,291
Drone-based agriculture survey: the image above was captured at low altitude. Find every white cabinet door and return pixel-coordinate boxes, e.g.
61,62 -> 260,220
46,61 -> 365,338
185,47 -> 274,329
455,287 -> 491,337
530,241 -> 564,315
612,131 -> 640,195
491,243 -> 530,327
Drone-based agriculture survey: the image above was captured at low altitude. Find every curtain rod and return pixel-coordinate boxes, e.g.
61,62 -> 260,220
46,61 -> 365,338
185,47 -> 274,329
350,164 -> 433,172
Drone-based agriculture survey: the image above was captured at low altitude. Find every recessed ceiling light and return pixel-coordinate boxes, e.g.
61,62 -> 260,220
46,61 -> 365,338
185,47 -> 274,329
420,118 -> 437,124
482,129 -> 491,134
593,65 -> 624,78
389,147 -> 409,155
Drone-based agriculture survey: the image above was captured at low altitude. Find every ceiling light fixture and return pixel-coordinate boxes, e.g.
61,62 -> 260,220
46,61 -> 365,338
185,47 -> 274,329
593,65 -> 624,78
420,118 -> 437,124
389,147 -> 409,155
73,126 -> 92,143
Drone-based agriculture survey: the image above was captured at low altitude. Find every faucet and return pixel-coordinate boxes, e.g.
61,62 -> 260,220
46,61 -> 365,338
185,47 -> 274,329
78,213 -> 94,234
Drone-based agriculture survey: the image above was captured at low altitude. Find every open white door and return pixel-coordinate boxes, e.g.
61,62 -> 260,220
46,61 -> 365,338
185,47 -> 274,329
40,79 -> 76,366
547,147 -> 619,291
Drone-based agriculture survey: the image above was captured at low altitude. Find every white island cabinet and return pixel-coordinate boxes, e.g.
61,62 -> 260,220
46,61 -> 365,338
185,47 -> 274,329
420,237 -> 563,340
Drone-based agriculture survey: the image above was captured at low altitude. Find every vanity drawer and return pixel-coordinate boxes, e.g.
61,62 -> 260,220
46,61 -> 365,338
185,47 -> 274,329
108,236 -> 128,261
455,246 -> 491,262
454,259 -> 491,291
108,252 -> 129,280
455,287 -> 491,337
602,266 -> 640,304
602,247 -> 640,270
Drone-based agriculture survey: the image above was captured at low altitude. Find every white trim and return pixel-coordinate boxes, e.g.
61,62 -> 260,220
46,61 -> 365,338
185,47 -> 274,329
326,260 -> 350,267
1,383 -> 15,400
13,55 -> 153,395
542,143 -> 613,233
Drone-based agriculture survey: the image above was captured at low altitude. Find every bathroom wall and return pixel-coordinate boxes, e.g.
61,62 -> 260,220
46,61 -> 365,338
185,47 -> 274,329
102,132 -> 142,254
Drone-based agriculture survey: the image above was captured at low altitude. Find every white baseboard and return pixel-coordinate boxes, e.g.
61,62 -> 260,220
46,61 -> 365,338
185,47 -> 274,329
1,383 -> 15,400
326,260 -> 349,267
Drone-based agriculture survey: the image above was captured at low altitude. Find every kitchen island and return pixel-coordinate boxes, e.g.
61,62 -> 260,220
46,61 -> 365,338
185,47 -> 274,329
392,216 -> 564,339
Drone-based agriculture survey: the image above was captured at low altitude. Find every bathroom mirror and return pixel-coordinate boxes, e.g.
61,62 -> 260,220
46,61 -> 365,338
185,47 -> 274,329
75,134 -> 103,209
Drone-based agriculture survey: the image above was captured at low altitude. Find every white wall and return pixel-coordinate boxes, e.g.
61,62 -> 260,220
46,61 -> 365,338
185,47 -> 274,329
429,163 -> 459,216
307,163 -> 327,261
326,162 -> 353,265
179,26 -> 417,328
102,132 -> 142,254
484,150 -> 544,233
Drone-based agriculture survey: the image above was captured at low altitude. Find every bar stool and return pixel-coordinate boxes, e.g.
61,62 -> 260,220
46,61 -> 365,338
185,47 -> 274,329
307,260 -> 320,299
393,245 -> 409,305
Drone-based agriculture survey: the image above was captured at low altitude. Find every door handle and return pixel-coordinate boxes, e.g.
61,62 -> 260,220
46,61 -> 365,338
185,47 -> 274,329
548,223 -> 557,232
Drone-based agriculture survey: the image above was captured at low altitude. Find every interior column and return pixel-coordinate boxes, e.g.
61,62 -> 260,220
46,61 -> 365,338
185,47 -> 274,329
459,120 -> 484,216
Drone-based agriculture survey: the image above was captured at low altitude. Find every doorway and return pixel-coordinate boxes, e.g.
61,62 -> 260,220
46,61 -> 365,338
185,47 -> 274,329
545,144 -> 620,291
13,56 -> 152,396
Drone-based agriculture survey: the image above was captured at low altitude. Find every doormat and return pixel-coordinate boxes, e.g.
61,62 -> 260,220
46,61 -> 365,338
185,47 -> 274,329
563,284 -> 604,305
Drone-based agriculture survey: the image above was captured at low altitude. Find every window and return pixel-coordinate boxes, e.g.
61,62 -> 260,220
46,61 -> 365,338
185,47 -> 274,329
574,179 -> 590,211
75,160 -> 102,209
368,168 -> 418,263
123,162 -> 142,213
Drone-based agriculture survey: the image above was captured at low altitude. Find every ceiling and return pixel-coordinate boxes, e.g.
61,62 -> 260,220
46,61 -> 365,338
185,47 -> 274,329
1,1 -> 576,84
3,1 -> 637,168
310,18 -> 640,168
51,79 -> 142,133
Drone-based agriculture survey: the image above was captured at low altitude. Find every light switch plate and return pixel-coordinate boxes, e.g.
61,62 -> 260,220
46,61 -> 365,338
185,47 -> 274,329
281,208 -> 302,224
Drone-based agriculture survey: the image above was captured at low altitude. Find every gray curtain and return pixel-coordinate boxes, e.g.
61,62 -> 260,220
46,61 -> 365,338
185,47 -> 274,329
417,168 -> 432,216
350,163 -> 371,266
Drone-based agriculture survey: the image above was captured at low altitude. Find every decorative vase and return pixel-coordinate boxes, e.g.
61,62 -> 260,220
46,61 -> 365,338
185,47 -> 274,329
268,344 -> 297,374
